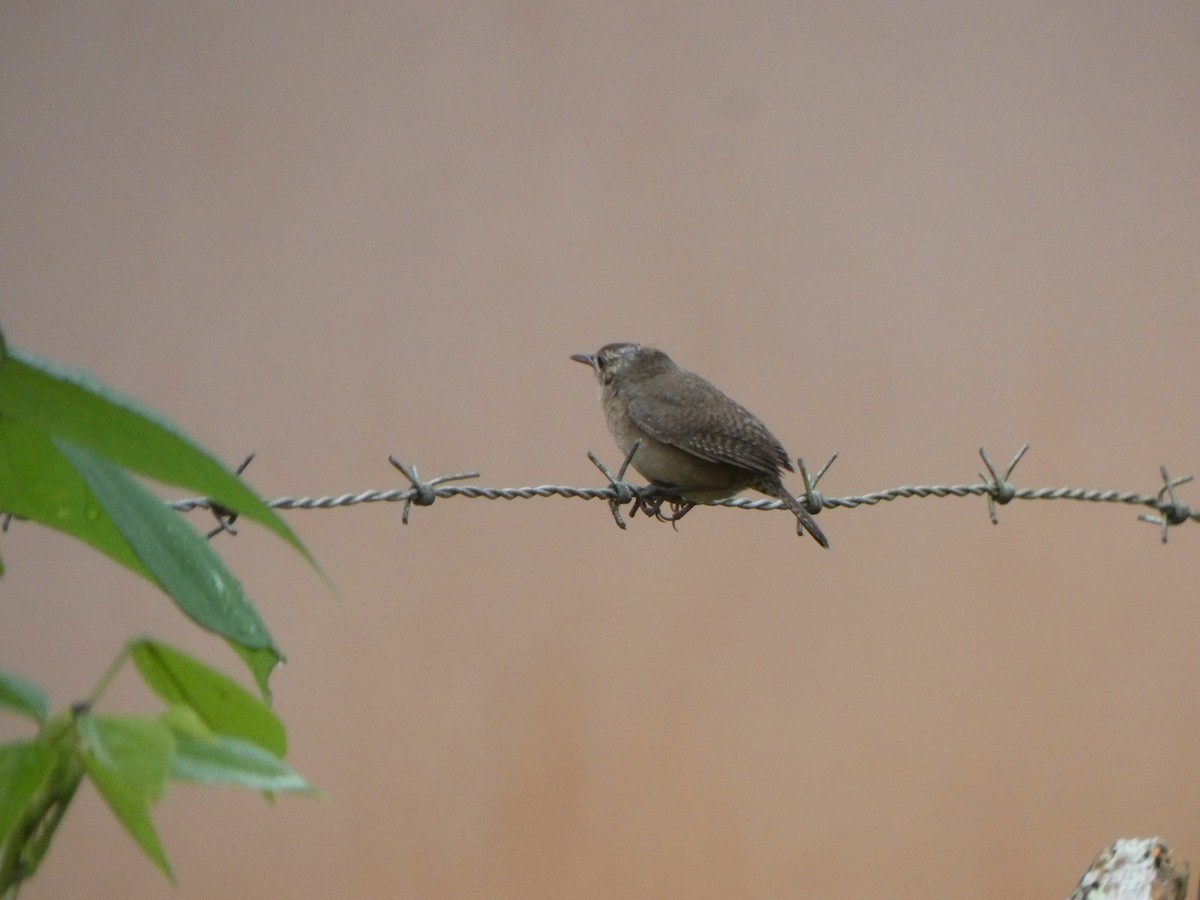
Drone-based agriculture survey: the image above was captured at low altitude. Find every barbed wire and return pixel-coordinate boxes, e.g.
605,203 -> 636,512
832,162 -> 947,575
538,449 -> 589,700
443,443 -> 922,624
173,445 -> 1198,544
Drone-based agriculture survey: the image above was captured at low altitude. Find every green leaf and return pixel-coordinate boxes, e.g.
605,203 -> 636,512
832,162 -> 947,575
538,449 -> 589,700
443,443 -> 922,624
0,416 -> 150,579
56,441 -> 281,667
81,754 -> 172,881
78,714 -> 175,881
0,348 -> 314,569
131,640 -> 286,757
231,644 -> 281,704
0,740 -> 56,848
0,670 -> 49,724
158,705 -> 214,742
170,734 -> 313,793
77,715 -> 173,803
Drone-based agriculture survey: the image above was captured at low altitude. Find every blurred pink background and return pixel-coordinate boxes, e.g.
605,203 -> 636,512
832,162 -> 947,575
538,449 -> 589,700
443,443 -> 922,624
2,4 -> 1198,897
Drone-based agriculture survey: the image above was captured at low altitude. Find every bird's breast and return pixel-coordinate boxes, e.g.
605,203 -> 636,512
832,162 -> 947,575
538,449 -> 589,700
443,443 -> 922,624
601,390 -> 751,496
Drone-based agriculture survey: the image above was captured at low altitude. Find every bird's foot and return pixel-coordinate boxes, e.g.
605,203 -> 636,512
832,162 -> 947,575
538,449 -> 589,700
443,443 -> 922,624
632,486 -> 695,529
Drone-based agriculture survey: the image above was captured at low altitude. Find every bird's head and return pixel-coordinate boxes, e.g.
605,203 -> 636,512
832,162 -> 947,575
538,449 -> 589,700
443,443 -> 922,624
570,342 -> 675,386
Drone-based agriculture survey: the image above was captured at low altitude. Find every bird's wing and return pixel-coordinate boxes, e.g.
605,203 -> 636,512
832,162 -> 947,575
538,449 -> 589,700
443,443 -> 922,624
625,374 -> 792,476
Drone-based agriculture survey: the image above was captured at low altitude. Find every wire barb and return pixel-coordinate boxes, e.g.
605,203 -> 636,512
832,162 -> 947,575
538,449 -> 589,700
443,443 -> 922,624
206,454 -> 256,539
797,453 -> 837,515
1137,465 -> 1195,543
587,440 -> 641,530
387,456 -> 480,524
978,445 -> 1028,524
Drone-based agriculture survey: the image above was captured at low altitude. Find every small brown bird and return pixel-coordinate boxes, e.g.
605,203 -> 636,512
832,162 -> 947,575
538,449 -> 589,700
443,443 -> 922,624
571,342 -> 828,547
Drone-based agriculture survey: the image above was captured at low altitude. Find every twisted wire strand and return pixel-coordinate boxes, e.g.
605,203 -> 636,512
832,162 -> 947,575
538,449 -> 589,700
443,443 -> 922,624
170,483 -> 622,512
170,444 -> 1200,544
168,481 -> 1191,516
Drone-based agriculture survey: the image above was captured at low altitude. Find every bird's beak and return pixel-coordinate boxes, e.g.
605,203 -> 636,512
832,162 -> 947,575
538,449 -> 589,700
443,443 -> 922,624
570,353 -> 597,371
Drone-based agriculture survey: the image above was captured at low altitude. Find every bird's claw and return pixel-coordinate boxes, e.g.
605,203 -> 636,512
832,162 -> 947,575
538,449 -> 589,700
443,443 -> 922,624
632,487 -> 695,529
